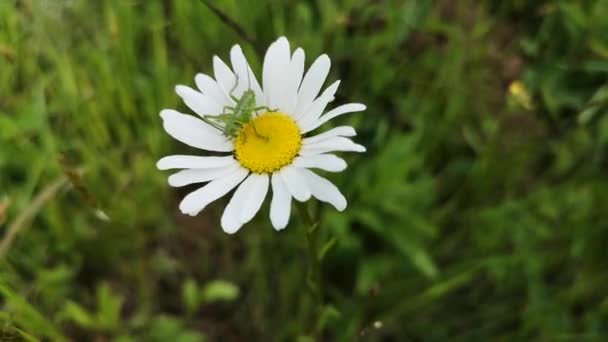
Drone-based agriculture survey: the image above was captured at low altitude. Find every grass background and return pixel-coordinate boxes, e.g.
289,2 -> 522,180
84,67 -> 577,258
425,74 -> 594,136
1,0 -> 608,340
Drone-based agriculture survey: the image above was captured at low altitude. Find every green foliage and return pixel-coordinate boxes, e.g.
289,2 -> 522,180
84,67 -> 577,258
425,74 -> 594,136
59,283 -> 123,332
182,278 -> 240,315
1,0 -> 607,340
145,316 -> 206,342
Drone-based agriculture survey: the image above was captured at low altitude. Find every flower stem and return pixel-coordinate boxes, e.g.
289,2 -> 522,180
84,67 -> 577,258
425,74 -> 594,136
297,202 -> 324,304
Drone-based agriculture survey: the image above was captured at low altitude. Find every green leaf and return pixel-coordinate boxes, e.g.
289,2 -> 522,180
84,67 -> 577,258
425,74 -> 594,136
318,237 -> 337,261
61,301 -> 95,329
200,280 -> 239,304
182,278 -> 199,314
0,284 -> 67,341
147,315 -> 205,342
390,232 -> 439,278
12,327 -> 40,342
315,304 -> 341,333
96,283 -> 123,330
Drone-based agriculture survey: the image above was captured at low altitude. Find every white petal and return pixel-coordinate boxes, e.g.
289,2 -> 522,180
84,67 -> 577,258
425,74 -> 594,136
220,174 -> 248,234
299,136 -> 366,156
195,73 -> 232,106
220,186 -> 245,234
179,167 -> 248,216
294,54 -> 331,118
157,155 -> 236,170
213,56 -> 237,99
175,85 -> 223,117
303,103 -> 366,133
230,44 -> 264,103
270,173 -> 291,230
239,173 -> 269,223
296,80 -> 340,125
279,166 -> 311,202
160,109 -> 233,152
300,168 -> 346,211
220,173 -> 269,234
263,37 -> 291,109
283,48 -> 305,114
293,154 -> 347,172
302,126 -> 356,145
168,164 -> 239,187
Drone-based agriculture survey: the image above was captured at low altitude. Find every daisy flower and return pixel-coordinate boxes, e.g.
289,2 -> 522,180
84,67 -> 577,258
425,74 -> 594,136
157,37 -> 366,234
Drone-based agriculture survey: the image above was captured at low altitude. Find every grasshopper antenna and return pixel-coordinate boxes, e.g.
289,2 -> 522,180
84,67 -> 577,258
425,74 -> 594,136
198,0 -> 263,56
245,66 -> 268,141
247,65 -> 251,91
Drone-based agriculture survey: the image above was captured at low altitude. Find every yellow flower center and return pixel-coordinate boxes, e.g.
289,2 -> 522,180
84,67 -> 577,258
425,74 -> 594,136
234,112 -> 301,173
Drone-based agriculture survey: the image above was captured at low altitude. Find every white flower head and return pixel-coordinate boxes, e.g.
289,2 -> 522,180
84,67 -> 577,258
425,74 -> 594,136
157,36 -> 366,234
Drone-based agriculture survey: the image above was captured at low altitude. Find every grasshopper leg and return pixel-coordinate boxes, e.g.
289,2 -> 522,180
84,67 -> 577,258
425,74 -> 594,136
200,116 -> 225,133
254,106 -> 279,114
222,106 -> 236,115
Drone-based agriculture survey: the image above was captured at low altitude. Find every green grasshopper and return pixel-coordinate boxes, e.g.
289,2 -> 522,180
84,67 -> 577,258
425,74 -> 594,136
200,75 -> 274,140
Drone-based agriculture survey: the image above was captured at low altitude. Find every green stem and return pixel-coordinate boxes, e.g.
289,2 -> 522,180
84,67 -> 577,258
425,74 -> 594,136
297,202 -> 324,304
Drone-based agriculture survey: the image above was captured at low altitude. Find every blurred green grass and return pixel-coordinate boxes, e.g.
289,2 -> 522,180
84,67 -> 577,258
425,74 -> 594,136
1,0 -> 608,340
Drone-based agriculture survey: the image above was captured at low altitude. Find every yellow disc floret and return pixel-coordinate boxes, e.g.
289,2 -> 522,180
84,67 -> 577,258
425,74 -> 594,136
234,112 -> 302,173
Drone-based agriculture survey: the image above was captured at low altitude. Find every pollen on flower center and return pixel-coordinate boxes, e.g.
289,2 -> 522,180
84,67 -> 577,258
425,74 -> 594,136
234,112 -> 301,173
